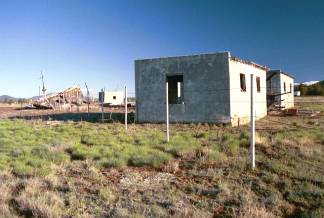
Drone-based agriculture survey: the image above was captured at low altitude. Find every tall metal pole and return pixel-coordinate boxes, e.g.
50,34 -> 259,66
101,88 -> 105,122
166,82 -> 170,142
125,86 -> 128,130
250,74 -> 255,169
85,82 -> 90,117
41,72 -> 46,99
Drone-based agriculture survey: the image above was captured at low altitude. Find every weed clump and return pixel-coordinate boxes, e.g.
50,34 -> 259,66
221,133 -> 239,155
160,133 -> 201,158
11,162 -> 33,177
128,150 -> 172,167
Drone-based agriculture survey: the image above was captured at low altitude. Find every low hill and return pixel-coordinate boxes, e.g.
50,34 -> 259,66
0,95 -> 29,104
0,95 -> 17,102
318,80 -> 324,86
296,80 -> 324,96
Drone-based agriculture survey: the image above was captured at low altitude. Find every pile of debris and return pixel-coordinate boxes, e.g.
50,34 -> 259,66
25,86 -> 85,110
290,109 -> 321,117
268,108 -> 321,117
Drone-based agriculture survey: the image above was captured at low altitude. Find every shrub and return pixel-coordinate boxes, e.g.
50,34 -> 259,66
207,150 -> 227,163
31,147 -> 69,164
163,134 -> 201,158
194,131 -> 208,138
128,150 -> 172,167
0,154 -> 10,171
99,158 -> 127,168
221,135 -> 239,155
97,188 -> 116,203
14,179 -> 65,218
67,145 -> 101,161
239,131 -> 249,140
12,161 -> 33,177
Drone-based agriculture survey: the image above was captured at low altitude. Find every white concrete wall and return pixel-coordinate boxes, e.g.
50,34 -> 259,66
104,91 -> 124,105
279,74 -> 294,109
228,60 -> 267,126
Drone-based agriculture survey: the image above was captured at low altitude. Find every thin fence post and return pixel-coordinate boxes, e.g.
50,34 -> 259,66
250,74 -> 255,170
101,102 -> 104,122
101,88 -> 105,122
125,86 -> 128,130
166,82 -> 170,142
85,82 -> 90,118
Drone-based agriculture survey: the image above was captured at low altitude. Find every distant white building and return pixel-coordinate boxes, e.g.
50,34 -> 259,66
267,70 -> 294,109
99,91 -> 124,105
294,91 -> 301,97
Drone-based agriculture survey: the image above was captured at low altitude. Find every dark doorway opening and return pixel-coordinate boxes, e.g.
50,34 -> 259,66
167,75 -> 183,104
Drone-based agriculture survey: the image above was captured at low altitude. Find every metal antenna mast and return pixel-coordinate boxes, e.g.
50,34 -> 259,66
85,82 -> 90,117
40,72 -> 47,98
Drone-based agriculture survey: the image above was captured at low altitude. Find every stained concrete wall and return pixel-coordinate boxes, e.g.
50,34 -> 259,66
135,52 -> 231,123
229,59 -> 268,125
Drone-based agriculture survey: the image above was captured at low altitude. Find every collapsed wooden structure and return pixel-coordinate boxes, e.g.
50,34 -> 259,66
28,86 -> 85,110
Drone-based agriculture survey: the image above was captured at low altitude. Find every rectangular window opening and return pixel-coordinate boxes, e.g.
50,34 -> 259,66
113,96 -> 116,100
284,82 -> 286,92
167,75 -> 183,104
290,83 -> 292,93
256,76 -> 261,93
240,73 -> 246,92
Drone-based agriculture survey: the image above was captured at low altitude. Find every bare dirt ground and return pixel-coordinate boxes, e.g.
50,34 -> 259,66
0,103 -> 135,121
294,96 -> 324,112
295,96 -> 324,103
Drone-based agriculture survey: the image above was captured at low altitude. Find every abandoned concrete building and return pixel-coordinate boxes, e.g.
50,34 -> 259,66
135,52 -> 268,125
266,70 -> 294,109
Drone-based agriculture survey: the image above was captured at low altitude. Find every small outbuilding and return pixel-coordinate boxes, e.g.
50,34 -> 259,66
266,70 -> 294,109
135,52 -> 268,126
98,91 -> 124,106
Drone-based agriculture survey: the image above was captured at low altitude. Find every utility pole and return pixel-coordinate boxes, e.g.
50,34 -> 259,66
166,82 -> 170,142
101,88 -> 105,122
40,72 -> 47,99
250,74 -> 256,170
125,86 -> 128,130
85,82 -> 90,117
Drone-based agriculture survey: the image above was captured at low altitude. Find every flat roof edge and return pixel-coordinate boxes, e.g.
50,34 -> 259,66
230,56 -> 269,71
135,51 -> 231,62
135,52 -> 269,71
267,70 -> 295,79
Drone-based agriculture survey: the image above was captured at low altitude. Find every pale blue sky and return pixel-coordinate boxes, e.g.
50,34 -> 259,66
0,0 -> 323,97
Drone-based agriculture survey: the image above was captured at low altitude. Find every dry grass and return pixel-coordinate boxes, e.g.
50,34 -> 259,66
230,187 -> 277,218
13,179 -> 65,218
0,103 -> 323,217
0,171 -> 16,217
255,132 -> 269,147
237,204 -> 277,218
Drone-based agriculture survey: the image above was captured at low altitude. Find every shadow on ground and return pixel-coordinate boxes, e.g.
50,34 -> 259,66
9,112 -> 135,123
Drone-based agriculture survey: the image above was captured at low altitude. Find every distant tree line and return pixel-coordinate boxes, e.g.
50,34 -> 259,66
1,98 -> 29,104
296,81 -> 324,96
